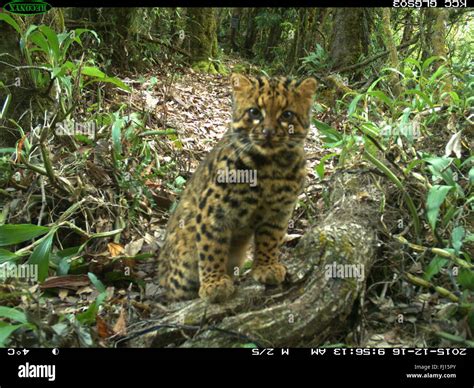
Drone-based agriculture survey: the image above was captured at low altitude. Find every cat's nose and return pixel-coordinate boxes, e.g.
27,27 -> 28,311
263,128 -> 275,139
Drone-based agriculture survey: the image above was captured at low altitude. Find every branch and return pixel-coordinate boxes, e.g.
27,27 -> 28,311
330,35 -> 420,74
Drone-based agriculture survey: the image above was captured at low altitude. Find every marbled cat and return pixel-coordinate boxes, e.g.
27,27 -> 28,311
158,74 -> 317,302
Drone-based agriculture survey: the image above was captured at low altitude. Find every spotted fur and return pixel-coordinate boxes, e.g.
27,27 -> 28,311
157,74 -> 317,302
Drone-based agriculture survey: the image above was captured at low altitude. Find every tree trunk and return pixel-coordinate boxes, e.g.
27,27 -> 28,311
303,8 -> 318,53
401,10 -> 414,46
263,11 -> 283,61
287,8 -> 307,72
382,8 -> 401,97
0,19 -> 30,147
243,8 -> 259,57
329,8 -> 365,74
229,8 -> 242,52
430,9 -> 450,62
185,8 -> 220,73
126,170 -> 383,348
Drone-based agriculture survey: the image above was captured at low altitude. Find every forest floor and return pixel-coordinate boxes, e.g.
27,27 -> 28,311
3,60 -> 467,348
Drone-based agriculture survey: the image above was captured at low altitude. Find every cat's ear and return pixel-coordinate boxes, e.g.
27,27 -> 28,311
231,73 -> 254,93
296,77 -> 318,100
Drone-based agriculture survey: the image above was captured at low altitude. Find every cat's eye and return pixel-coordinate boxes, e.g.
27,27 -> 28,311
248,108 -> 262,120
281,111 -> 294,120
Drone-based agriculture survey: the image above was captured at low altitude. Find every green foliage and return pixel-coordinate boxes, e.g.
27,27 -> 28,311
27,229 -> 56,282
315,55 -> 473,327
299,44 -> 329,73
0,19 -> 130,119
0,224 -> 49,246
76,273 -> 107,325
0,306 -> 36,346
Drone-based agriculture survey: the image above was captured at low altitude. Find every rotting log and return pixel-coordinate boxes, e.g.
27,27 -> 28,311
126,171 -> 383,348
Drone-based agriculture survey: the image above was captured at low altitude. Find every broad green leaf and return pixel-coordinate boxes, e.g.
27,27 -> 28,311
59,29 -> 95,57
315,153 -> 337,180
313,119 -> 342,146
111,117 -> 124,156
0,224 -> 49,246
81,66 -> 106,78
458,268 -> 474,291
424,256 -> 448,281
440,91 -> 460,105
27,230 -> 55,282
425,156 -> 455,186
0,306 -> 28,323
0,248 -> 20,264
429,65 -> 448,84
0,324 -> 27,347
403,57 -> 422,73
422,56 -> 444,72
367,76 -> 387,92
367,90 -> 393,108
426,185 -> 452,230
21,24 -> 38,51
88,272 -> 106,293
0,14 -> 21,34
348,93 -> 363,117
76,291 -> 106,325
38,25 -> 60,62
0,148 -> 16,154
469,167 -> 474,185
86,76 -> 131,92
451,226 -> 465,255
29,30 -> 50,56
104,77 -> 130,91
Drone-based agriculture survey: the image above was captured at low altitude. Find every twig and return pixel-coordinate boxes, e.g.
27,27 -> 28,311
404,273 -> 459,303
37,176 -> 46,226
395,235 -> 473,270
330,35 -> 419,74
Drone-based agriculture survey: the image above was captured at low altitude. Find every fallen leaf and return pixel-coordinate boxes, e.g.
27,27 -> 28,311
124,239 -> 144,257
40,275 -> 90,290
96,316 -> 113,338
445,130 -> 462,159
113,308 -> 127,336
108,242 -> 124,257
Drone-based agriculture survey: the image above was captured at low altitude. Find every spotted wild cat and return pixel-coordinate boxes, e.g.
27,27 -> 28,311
157,74 -> 317,302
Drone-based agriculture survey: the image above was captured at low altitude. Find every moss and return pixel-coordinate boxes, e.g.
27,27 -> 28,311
192,60 -> 229,75
192,60 -> 218,74
186,8 -> 217,62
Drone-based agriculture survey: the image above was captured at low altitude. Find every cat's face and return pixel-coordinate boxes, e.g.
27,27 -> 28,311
230,74 -> 317,155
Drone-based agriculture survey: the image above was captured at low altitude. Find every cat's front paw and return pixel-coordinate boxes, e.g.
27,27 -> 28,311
251,263 -> 287,285
199,275 -> 235,303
